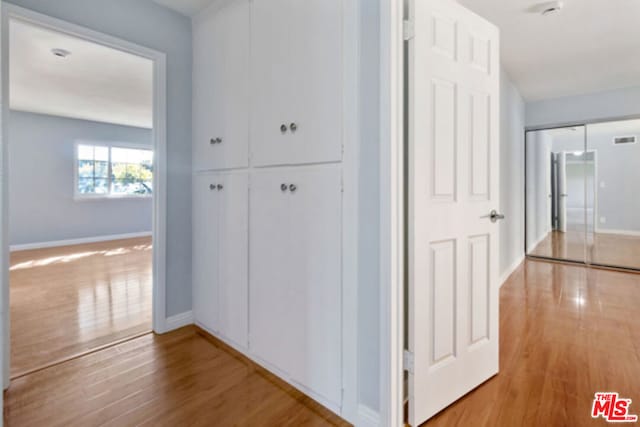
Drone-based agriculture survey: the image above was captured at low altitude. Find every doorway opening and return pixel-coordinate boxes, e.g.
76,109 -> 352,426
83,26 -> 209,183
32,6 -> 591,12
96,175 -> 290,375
2,5 -> 167,382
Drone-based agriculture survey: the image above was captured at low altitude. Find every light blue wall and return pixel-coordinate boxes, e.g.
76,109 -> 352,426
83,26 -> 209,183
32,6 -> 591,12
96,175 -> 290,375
6,0 -> 193,316
358,0 -> 380,413
500,70 -> 526,276
526,85 -> 640,128
9,111 -> 152,246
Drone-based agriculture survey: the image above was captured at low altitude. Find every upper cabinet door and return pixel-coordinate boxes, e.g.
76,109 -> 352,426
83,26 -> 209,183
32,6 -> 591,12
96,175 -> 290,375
193,0 -> 250,171
192,173 -> 221,333
217,172 -> 249,349
250,0 -> 343,167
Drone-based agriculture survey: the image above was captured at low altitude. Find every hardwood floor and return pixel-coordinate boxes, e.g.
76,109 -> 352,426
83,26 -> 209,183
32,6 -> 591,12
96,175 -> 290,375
530,230 -> 640,270
3,326 -> 349,427
422,259 -> 640,426
10,237 -> 152,377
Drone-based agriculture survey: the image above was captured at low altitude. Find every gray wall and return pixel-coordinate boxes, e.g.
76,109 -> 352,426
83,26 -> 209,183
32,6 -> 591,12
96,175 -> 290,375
526,85 -> 640,128
525,130 -> 552,250
6,0 -> 193,317
9,111 -> 152,246
499,70 -> 526,277
358,0 -> 380,413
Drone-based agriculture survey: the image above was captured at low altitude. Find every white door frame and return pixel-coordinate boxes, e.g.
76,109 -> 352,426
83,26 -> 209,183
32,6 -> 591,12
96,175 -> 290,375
379,0 -> 405,425
0,4 -> 168,388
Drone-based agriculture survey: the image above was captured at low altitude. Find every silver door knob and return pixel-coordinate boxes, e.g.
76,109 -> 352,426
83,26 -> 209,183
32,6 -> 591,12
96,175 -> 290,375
217,184 -> 223,190
209,184 -> 216,190
488,210 -> 505,223
281,183 -> 288,192
290,123 -> 298,132
289,184 -> 297,192
280,124 -> 288,133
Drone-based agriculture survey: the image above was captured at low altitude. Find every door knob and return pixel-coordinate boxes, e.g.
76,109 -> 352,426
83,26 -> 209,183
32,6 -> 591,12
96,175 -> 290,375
280,124 -> 288,133
486,210 -> 505,223
289,184 -> 297,192
281,183 -> 288,192
290,123 -> 298,132
217,184 -> 224,190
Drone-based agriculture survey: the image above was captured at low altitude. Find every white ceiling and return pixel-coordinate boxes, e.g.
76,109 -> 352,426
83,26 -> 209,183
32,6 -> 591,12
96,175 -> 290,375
10,19 -> 153,129
458,0 -> 640,101
152,0 -> 215,16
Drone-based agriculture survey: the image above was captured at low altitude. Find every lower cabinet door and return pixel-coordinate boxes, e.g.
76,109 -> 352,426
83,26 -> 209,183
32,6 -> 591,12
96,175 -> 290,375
250,166 -> 342,406
217,172 -> 249,349
192,173 -> 220,333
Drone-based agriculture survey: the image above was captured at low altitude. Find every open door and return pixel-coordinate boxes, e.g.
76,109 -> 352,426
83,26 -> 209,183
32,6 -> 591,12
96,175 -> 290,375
557,151 -> 567,233
406,0 -> 500,424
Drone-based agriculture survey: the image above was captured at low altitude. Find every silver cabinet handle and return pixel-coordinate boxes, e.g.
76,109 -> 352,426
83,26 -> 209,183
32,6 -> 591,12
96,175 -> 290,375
209,184 -> 216,190
280,124 -> 288,133
281,183 -> 288,192
217,184 -> 223,190
290,123 -> 298,132
289,184 -> 297,192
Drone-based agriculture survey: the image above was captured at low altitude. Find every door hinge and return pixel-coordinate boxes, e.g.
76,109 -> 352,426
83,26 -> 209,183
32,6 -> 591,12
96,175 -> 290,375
403,350 -> 414,373
403,20 -> 415,41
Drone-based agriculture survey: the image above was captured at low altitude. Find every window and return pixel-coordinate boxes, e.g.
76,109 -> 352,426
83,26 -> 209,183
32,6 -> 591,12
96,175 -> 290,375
76,144 -> 153,198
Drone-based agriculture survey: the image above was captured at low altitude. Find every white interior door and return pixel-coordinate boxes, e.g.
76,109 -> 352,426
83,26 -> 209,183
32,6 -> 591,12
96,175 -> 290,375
192,173 -> 220,333
217,172 -> 248,349
407,0 -> 500,424
558,151 -> 567,233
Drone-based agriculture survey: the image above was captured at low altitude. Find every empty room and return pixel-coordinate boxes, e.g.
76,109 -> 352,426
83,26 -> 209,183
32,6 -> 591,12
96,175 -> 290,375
0,0 -> 638,426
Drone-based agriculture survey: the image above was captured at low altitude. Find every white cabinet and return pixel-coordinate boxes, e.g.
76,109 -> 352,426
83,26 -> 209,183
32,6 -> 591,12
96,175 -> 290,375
250,0 -> 343,167
193,0 -> 250,171
249,166 -> 342,406
193,171 -> 248,348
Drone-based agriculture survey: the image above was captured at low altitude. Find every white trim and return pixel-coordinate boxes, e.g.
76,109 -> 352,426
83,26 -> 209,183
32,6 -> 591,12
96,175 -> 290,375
500,255 -> 524,287
379,0 -> 405,425
596,228 -> 640,237
357,404 -> 381,427
164,311 -> 194,332
1,4 -> 168,387
9,232 -> 152,252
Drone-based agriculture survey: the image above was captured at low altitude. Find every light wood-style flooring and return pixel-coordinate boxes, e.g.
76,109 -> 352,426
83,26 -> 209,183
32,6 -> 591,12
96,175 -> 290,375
530,230 -> 640,270
10,237 -> 152,377
423,259 -> 640,426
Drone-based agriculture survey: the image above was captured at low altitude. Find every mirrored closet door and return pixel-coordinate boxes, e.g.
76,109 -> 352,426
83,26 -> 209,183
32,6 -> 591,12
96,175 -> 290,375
526,119 -> 640,271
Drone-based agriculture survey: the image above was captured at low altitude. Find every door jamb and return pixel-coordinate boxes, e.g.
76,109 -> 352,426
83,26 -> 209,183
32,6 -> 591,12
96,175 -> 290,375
0,4 -> 168,388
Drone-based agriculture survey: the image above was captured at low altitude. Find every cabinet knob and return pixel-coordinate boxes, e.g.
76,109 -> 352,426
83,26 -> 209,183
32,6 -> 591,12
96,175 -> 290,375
281,183 -> 288,192
209,184 -> 216,190
280,124 -> 288,133
289,184 -> 297,192
217,184 -> 224,190
216,138 -> 222,144
290,123 -> 298,132
210,137 -> 222,145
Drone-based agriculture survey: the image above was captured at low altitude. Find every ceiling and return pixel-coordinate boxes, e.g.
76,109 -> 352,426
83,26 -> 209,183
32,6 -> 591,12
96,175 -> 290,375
10,19 -> 153,129
152,0 -> 215,16
458,0 -> 640,102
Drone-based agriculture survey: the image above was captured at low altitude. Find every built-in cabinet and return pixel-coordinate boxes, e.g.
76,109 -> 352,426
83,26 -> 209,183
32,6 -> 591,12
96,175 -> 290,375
192,0 -> 345,414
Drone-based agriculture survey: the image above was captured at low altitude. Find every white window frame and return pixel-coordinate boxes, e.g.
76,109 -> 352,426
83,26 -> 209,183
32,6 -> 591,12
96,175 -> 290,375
73,141 -> 154,200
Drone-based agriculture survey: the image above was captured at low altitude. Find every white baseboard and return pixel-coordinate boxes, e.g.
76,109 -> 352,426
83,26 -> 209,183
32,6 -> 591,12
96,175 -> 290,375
10,231 -> 152,252
596,228 -> 640,237
526,231 -> 549,254
500,255 -> 525,287
356,404 -> 380,427
163,311 -> 194,332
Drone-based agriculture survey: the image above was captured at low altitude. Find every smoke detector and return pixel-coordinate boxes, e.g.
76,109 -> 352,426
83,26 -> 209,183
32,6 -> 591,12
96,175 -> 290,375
541,1 -> 564,15
51,48 -> 71,58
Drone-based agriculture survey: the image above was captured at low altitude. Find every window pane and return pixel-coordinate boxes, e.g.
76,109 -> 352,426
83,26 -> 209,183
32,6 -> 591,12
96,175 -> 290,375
77,178 -> 95,194
78,145 -> 94,161
95,161 -> 109,178
94,179 -> 108,194
94,146 -> 109,161
78,160 -> 94,178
